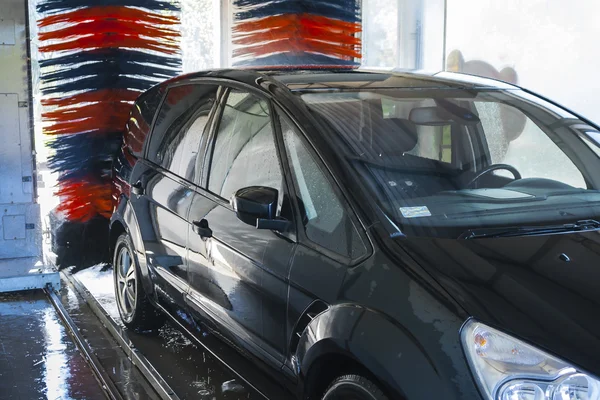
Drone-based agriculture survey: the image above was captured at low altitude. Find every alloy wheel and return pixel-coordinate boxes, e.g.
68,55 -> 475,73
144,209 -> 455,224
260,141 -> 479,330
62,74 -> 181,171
116,246 -> 136,321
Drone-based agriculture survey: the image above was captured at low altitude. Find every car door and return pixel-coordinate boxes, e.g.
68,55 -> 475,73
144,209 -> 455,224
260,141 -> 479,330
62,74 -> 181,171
138,83 -> 219,308
186,87 -> 296,368
274,110 -> 372,376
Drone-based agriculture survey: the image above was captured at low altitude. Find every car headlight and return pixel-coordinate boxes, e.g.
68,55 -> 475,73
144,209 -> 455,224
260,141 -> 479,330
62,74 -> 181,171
461,320 -> 600,400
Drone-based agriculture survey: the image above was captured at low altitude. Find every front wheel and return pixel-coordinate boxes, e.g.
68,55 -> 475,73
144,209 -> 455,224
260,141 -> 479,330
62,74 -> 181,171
113,233 -> 165,331
322,375 -> 389,400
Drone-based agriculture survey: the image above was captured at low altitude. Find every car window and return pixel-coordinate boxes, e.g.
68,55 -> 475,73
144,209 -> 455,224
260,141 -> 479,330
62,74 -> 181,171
302,89 -> 600,238
280,114 -> 367,260
126,85 -> 165,158
178,102 -> 215,182
208,90 -> 283,201
476,102 -> 586,188
148,84 -> 219,179
138,85 -> 163,126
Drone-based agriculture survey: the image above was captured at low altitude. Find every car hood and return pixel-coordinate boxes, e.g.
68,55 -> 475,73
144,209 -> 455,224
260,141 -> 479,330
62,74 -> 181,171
398,231 -> 600,376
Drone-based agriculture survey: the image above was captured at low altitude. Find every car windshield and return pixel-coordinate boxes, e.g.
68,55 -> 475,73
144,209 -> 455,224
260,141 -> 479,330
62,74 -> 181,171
300,88 -> 600,238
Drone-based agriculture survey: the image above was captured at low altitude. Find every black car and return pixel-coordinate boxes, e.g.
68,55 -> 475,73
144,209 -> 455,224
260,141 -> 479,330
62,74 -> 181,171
110,68 -> 600,400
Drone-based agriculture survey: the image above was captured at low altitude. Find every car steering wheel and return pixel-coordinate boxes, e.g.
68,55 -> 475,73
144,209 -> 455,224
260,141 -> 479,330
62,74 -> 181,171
466,164 -> 522,188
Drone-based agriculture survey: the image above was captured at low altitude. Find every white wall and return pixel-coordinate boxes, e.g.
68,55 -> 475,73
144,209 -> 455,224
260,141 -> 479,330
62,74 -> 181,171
362,0 -> 400,68
363,0 -> 445,71
421,0 -> 445,71
446,0 -> 600,125
1,0 -> 43,271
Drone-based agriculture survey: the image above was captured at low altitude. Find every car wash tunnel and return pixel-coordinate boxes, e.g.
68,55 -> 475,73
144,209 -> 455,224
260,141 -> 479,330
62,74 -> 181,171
3,0 -> 600,399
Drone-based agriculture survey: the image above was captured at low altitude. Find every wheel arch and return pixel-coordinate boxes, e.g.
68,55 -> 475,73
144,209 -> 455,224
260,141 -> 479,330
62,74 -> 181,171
110,201 -> 154,297
296,304 -> 445,400
300,338 -> 397,400
109,220 -> 126,258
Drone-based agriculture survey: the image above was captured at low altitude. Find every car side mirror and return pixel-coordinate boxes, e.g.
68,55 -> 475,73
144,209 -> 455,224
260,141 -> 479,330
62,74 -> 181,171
231,186 -> 290,231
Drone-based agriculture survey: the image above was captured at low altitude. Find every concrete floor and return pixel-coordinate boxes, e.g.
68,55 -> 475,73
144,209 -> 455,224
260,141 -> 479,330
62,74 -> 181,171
0,290 -> 105,400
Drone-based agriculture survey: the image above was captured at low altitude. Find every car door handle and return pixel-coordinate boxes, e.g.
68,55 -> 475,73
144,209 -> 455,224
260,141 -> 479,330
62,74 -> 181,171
192,219 -> 212,238
131,181 -> 144,196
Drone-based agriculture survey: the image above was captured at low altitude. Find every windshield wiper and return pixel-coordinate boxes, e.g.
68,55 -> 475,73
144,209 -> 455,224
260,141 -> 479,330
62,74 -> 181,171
460,219 -> 600,239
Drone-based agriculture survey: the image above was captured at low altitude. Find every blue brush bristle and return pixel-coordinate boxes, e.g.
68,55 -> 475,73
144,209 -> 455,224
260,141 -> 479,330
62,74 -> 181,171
234,0 -> 361,22
39,49 -> 182,70
37,0 -> 180,13
41,75 -> 158,95
47,132 -> 123,180
41,62 -> 177,84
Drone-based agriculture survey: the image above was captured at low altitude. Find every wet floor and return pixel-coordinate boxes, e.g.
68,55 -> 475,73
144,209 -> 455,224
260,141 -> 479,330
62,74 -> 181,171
75,265 -> 290,400
0,290 -> 106,400
58,278 -> 162,399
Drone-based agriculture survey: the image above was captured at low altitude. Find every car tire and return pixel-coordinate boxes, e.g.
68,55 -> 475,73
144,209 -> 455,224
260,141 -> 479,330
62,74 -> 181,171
322,375 -> 388,400
113,233 -> 165,331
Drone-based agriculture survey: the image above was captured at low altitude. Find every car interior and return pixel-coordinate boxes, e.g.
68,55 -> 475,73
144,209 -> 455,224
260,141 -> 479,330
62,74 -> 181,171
302,90 -> 600,236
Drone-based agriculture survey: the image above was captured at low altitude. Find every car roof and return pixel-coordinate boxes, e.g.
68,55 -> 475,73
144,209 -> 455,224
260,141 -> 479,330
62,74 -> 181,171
162,67 -> 519,92
267,69 -> 519,91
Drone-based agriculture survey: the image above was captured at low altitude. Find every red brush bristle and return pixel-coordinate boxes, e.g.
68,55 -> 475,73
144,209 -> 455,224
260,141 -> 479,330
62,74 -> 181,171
42,103 -> 132,123
232,12 -> 362,63
56,179 -> 114,222
233,37 -> 361,60
233,14 -> 361,35
234,28 -> 360,47
232,13 -> 361,60
39,20 -> 179,42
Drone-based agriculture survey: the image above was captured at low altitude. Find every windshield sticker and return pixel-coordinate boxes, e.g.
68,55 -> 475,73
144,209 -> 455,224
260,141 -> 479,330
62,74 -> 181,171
400,206 -> 431,218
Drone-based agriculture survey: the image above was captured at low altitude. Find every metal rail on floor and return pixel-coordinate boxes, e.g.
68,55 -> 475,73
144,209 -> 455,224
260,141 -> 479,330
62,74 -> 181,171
62,271 -> 181,400
44,285 -> 123,400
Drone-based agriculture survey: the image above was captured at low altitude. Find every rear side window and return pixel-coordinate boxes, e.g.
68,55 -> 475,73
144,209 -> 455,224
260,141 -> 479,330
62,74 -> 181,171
147,84 -> 219,180
139,86 -> 163,124
125,85 -> 164,158
207,90 -> 282,200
